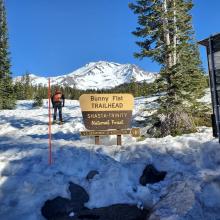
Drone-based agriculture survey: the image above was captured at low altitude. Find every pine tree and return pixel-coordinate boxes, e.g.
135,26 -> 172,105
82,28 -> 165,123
32,94 -> 43,108
129,0 -> 207,136
130,77 -> 139,97
14,81 -> 24,100
23,73 -> 34,99
0,0 -> 15,109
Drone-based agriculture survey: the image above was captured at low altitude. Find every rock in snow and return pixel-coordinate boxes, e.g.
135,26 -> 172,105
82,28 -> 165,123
41,196 -> 74,219
42,182 -> 150,220
68,182 -> 89,205
86,170 -> 99,181
139,164 -> 167,186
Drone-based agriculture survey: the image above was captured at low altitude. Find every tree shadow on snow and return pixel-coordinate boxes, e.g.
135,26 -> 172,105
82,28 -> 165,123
62,113 -> 83,124
0,115 -> 46,129
28,131 -> 80,141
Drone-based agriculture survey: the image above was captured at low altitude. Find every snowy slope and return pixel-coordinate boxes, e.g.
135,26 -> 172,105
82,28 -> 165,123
13,61 -> 157,90
1,93 -> 220,220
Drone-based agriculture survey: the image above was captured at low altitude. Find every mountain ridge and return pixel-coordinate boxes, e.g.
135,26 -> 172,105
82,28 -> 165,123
14,61 -> 158,90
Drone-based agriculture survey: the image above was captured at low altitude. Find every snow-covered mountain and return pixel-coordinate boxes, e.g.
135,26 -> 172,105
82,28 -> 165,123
14,61 -> 157,90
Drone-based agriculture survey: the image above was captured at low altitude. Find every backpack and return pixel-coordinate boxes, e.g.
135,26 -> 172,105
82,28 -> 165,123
53,92 -> 62,102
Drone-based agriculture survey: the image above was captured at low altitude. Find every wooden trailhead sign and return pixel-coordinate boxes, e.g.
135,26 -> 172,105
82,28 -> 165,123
79,94 -> 134,130
79,93 -> 140,145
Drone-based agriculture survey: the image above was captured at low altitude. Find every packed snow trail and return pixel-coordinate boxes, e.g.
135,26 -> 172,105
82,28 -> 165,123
0,99 -> 220,220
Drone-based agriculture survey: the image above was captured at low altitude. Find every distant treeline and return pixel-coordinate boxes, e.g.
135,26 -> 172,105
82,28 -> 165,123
13,74 -> 157,100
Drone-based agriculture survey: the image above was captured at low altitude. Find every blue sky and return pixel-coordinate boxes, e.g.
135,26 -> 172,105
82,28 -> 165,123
4,0 -> 220,77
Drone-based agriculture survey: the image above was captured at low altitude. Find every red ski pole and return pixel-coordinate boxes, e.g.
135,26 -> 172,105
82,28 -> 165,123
48,78 -> 52,165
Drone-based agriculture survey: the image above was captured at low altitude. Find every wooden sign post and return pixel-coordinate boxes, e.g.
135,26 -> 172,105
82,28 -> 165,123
95,136 -> 100,145
79,93 -> 139,145
117,133 -> 122,146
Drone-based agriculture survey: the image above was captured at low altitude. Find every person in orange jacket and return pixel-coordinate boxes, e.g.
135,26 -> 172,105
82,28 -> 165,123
51,88 -> 65,123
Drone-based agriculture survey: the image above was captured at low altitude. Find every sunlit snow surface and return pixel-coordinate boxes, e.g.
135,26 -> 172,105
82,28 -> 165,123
0,96 -> 220,220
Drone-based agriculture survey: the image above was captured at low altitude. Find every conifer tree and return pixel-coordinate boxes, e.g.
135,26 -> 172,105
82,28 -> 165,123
129,0 -> 207,136
14,81 -> 24,100
0,0 -> 15,109
32,93 -> 43,108
23,73 -> 34,99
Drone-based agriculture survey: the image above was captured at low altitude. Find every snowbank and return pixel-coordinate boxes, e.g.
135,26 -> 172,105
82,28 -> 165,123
0,98 -> 219,220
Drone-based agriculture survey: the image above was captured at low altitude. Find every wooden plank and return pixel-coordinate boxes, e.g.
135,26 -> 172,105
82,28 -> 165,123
81,111 -> 132,130
80,128 -> 140,137
80,129 -> 131,136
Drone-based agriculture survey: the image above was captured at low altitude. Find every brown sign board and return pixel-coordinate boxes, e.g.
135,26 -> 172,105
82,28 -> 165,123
79,94 -> 134,130
80,128 -> 140,137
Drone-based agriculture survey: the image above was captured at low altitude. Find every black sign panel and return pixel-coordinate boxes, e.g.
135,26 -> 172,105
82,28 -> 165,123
199,33 -> 220,140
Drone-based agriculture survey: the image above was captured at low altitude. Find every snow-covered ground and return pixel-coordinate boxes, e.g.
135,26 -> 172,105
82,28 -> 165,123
1,97 -> 220,220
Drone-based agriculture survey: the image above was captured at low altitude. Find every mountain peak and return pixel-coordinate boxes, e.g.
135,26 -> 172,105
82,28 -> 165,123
14,61 -> 158,90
